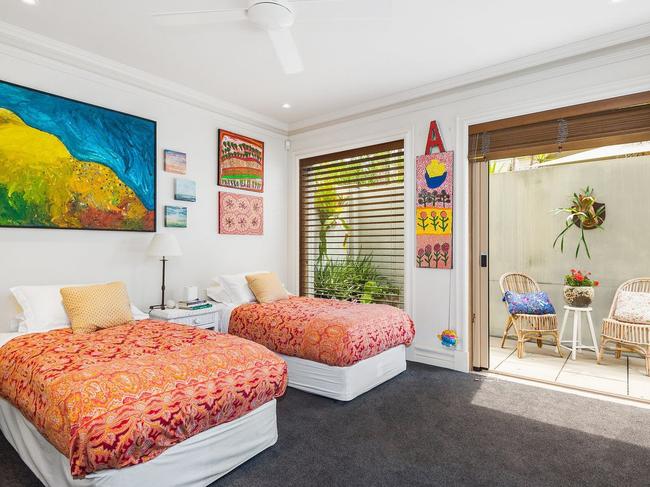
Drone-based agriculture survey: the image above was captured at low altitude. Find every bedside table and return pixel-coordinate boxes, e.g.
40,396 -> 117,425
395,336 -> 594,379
149,306 -> 220,331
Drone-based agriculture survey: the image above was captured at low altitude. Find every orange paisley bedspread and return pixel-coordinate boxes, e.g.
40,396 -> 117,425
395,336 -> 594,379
0,320 -> 287,478
229,296 -> 415,366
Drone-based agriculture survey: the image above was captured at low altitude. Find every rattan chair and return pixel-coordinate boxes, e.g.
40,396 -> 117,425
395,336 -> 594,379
499,272 -> 563,359
598,278 -> 650,376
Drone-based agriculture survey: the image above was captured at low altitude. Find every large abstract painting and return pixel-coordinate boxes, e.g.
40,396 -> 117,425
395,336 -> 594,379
217,129 -> 264,192
218,192 -> 263,235
416,152 -> 453,269
0,80 -> 156,231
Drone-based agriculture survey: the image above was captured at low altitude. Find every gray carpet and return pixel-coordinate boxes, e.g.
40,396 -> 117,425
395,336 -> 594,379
2,362 -> 649,486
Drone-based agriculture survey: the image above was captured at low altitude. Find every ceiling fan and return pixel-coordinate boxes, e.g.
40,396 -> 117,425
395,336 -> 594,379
152,0 -> 390,75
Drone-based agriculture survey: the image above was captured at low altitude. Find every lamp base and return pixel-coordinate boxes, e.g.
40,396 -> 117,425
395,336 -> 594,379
151,257 -> 168,311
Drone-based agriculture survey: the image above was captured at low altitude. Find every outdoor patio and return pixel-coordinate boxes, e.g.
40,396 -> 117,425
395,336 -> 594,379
490,337 -> 649,401
486,145 -> 650,403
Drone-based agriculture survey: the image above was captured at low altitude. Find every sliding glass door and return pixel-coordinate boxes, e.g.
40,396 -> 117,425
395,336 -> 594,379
469,91 -> 650,401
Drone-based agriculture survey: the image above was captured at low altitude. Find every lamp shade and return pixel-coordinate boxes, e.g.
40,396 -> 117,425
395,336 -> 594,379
147,233 -> 182,257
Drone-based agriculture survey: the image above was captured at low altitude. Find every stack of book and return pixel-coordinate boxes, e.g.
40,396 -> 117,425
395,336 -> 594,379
177,299 -> 213,311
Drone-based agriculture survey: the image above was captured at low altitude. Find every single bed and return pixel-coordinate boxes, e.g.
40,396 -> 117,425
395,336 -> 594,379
0,321 -> 287,487
220,296 -> 415,401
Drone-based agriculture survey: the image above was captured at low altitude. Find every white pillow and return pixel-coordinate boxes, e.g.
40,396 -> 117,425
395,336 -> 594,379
213,272 -> 265,304
11,285 -> 71,332
130,304 -> 149,321
8,313 -> 25,333
206,284 -> 236,304
614,291 -> 650,325
11,284 -> 148,333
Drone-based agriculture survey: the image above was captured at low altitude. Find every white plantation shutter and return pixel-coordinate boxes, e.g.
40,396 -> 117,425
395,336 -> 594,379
299,140 -> 405,308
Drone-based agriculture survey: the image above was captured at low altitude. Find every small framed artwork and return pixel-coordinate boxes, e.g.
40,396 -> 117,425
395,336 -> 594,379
174,179 -> 196,202
218,192 -> 263,235
164,205 -> 187,228
164,149 -> 186,174
217,129 -> 264,192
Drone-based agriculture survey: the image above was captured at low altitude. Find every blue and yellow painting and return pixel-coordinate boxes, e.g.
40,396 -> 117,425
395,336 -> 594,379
0,81 -> 156,231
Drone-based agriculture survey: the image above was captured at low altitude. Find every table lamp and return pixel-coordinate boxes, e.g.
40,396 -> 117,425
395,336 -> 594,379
147,233 -> 182,310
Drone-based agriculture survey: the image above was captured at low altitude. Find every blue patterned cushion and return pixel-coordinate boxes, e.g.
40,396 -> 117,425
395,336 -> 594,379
503,291 -> 555,315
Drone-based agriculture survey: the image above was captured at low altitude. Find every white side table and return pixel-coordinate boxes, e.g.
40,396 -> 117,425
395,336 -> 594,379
559,305 -> 599,360
149,306 -> 220,331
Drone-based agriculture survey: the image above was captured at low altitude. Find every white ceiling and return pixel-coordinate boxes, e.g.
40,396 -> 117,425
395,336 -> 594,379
2,0 -> 650,128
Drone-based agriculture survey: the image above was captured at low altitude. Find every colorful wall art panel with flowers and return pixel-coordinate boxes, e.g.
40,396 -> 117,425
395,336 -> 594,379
416,152 -> 453,269
218,192 -> 263,235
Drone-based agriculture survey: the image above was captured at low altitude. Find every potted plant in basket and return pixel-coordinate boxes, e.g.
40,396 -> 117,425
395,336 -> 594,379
563,269 -> 599,307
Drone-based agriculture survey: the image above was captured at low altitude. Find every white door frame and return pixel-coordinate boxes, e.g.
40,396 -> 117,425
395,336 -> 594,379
458,76 -> 650,372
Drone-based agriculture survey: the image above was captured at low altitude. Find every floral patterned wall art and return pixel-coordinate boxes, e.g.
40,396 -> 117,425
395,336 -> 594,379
218,191 -> 263,235
416,152 -> 454,269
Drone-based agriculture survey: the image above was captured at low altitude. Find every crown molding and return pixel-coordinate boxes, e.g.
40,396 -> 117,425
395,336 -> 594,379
2,19 -> 648,138
288,22 -> 650,135
0,21 -> 289,136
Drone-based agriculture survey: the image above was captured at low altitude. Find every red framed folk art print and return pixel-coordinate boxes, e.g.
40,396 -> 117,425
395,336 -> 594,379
217,129 -> 264,192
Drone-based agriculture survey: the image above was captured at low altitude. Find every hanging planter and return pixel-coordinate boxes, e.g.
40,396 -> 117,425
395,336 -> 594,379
571,201 -> 606,230
553,186 -> 605,259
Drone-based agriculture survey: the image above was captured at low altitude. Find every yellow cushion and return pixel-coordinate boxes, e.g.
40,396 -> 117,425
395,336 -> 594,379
60,282 -> 134,334
246,273 -> 288,304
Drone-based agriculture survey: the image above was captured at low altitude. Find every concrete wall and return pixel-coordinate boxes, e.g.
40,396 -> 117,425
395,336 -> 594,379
488,155 -> 650,340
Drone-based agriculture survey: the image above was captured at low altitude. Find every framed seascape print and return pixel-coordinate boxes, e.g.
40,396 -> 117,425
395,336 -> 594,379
164,206 -> 187,228
0,80 -> 156,232
174,178 -> 196,202
164,149 -> 186,174
218,192 -> 263,235
217,129 -> 264,192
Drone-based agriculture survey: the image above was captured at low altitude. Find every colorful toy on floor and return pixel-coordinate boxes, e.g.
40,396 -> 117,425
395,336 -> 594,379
438,329 -> 458,348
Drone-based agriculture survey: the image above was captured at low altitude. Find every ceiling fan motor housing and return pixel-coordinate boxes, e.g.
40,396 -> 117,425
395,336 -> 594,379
247,1 -> 295,30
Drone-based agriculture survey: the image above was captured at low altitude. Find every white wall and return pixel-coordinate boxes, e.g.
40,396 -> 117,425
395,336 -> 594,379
0,46 -> 288,331
288,43 -> 650,372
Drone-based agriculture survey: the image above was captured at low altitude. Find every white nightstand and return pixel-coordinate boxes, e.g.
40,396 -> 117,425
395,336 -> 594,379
149,306 -> 221,331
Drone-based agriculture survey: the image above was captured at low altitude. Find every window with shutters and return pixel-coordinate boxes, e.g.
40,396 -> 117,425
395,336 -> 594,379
299,140 -> 405,308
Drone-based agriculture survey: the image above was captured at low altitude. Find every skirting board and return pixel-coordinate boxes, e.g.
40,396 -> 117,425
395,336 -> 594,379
410,346 -> 455,368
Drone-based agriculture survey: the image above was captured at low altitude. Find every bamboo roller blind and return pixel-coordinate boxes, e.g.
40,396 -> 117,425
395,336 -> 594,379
468,91 -> 650,162
299,140 -> 405,308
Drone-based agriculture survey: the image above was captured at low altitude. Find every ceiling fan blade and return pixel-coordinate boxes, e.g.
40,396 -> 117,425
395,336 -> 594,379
152,9 -> 247,26
267,28 -> 304,74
